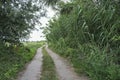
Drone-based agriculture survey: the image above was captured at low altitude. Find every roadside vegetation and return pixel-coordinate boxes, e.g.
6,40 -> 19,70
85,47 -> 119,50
40,47 -> 58,80
0,41 -> 45,80
44,0 -> 120,80
0,0 -> 46,80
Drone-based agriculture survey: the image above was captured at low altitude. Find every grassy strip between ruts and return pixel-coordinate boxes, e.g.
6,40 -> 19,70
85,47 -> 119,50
40,47 -> 58,80
0,41 -> 45,80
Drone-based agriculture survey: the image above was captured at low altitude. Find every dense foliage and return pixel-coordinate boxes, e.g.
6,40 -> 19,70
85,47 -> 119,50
0,0 -> 44,44
45,0 -> 120,80
0,41 -> 45,80
0,0 -> 46,79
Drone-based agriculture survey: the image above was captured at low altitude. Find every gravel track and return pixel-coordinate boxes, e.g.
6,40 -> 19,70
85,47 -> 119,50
17,48 -> 43,80
46,47 -> 88,80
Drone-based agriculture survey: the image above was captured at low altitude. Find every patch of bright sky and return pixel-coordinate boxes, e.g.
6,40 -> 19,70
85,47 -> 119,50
29,7 -> 56,41
29,0 -> 70,41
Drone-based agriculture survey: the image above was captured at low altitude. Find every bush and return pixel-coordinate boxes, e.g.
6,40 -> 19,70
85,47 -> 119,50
0,41 -> 45,80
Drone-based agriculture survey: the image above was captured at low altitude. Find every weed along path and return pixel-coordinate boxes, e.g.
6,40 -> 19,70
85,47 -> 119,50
45,47 -> 88,80
17,48 -> 43,80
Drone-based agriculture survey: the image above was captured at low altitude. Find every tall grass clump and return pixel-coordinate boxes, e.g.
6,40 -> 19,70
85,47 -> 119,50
44,0 -> 120,80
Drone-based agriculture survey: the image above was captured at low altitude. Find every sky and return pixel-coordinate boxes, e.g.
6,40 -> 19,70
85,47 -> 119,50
28,0 -> 70,41
28,7 -> 56,41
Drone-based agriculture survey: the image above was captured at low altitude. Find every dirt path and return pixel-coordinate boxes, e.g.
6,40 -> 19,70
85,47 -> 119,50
17,48 -> 43,80
46,47 -> 89,80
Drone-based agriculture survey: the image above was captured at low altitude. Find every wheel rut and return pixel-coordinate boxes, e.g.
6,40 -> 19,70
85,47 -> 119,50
45,47 -> 89,80
17,47 -> 88,80
17,48 -> 43,80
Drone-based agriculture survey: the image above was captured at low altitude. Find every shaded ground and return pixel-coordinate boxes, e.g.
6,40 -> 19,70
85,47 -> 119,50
17,48 -> 43,80
45,47 -> 89,80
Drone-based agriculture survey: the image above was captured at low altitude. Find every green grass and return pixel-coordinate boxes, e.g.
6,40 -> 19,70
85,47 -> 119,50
40,47 -> 58,80
0,41 -> 45,80
49,44 -> 120,80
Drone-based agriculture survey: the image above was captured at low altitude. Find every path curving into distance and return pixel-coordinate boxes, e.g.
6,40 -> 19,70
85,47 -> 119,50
46,47 -> 89,80
17,48 -> 43,80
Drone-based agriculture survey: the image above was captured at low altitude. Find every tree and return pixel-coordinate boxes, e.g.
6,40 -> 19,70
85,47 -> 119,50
42,0 -> 60,5
0,0 -> 44,44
